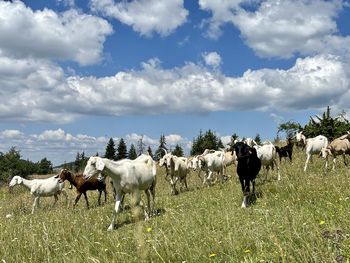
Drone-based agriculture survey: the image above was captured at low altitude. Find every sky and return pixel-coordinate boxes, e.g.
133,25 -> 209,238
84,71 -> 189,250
1,0 -> 350,166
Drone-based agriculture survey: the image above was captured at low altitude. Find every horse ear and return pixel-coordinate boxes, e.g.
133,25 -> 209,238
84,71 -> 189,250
17,176 -> 23,184
95,159 -> 105,171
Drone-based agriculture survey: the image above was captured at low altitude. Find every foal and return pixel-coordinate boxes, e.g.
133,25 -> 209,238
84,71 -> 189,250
59,169 -> 107,209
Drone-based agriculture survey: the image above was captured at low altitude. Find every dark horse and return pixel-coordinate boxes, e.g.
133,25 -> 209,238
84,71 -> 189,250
59,169 -> 107,209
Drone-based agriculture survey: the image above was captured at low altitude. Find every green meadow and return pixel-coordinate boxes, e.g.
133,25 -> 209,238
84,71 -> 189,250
1,148 -> 350,263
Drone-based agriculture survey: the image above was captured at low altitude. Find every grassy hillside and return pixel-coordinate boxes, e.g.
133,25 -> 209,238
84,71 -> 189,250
0,148 -> 349,262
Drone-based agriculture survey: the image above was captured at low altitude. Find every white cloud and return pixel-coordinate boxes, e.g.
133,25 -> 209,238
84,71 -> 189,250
126,133 -> 158,146
0,130 -> 24,139
0,1 -> 113,65
202,52 -> 222,69
270,113 -> 284,124
198,0 -> 243,39
90,0 -> 188,36
1,54 -> 350,122
199,0 -> 349,59
0,129 -> 191,165
220,135 -> 231,146
165,134 -> 185,145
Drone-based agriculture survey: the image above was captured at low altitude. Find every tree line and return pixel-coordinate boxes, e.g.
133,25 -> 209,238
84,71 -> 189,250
0,147 -> 53,182
1,106 -> 348,182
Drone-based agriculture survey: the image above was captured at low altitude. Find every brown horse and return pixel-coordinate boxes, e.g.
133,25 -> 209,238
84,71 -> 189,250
58,169 -> 107,209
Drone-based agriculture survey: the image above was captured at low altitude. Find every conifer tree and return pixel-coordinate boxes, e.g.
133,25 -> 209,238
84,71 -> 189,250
172,144 -> 184,157
154,135 -> 167,160
128,144 -> 137,160
137,135 -> 146,156
147,146 -> 153,158
105,138 -> 116,160
254,133 -> 261,145
116,138 -> 128,160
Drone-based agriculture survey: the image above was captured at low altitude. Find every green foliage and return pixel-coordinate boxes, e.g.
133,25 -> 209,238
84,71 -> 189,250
1,150 -> 350,262
303,106 -> 350,140
128,144 -> 138,160
254,133 -> 261,145
116,138 -> 128,160
278,121 -> 302,139
74,152 -> 88,172
154,135 -> 167,161
191,129 -> 223,155
37,158 -> 53,175
0,147 -> 53,182
104,138 -> 116,160
172,144 -> 184,157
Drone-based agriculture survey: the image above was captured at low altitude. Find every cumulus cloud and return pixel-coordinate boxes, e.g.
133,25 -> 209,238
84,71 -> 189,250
0,129 -> 189,165
0,128 -> 109,165
199,0 -> 349,59
0,130 -> 24,139
220,135 -> 231,146
126,133 -> 158,146
90,0 -> 188,36
0,54 -> 349,122
165,134 -> 187,146
0,1 -> 113,65
202,52 -> 222,69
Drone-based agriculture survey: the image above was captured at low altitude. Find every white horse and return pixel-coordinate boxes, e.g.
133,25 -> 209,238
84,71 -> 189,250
9,175 -> 68,214
83,156 -> 157,231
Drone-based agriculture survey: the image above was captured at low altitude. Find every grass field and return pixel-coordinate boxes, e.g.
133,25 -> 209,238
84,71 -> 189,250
1,148 -> 350,263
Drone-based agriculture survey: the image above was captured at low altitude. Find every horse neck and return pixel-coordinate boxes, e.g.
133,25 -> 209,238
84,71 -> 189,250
65,172 -> 78,186
101,158 -> 118,173
101,158 -> 126,176
20,177 -> 35,190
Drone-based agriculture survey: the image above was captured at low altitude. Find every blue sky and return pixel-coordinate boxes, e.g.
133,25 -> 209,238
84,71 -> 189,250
1,0 -> 350,165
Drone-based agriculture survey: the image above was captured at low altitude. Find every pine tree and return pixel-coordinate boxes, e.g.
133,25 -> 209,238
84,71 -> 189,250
147,146 -> 153,158
154,135 -> 167,160
136,135 -> 146,156
128,144 -> 137,160
105,138 -> 116,160
191,129 -> 222,155
254,133 -> 261,145
172,144 -> 184,157
116,138 -> 128,160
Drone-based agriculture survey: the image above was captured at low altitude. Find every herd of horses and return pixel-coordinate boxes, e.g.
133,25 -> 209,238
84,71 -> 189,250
8,130 -> 350,230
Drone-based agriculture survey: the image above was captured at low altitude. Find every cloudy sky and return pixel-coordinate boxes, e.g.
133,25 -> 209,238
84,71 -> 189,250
1,0 -> 350,165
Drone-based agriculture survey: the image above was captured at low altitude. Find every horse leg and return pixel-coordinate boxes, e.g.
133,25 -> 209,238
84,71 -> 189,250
83,192 -> 89,209
304,154 -> 311,172
108,191 -> 123,231
98,190 -> 102,206
32,196 -> 39,214
74,192 -> 82,208
150,182 -> 156,215
144,189 -> 151,219
53,194 -> 58,207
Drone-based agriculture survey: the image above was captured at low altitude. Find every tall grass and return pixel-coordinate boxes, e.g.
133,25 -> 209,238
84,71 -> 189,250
1,149 -> 349,262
